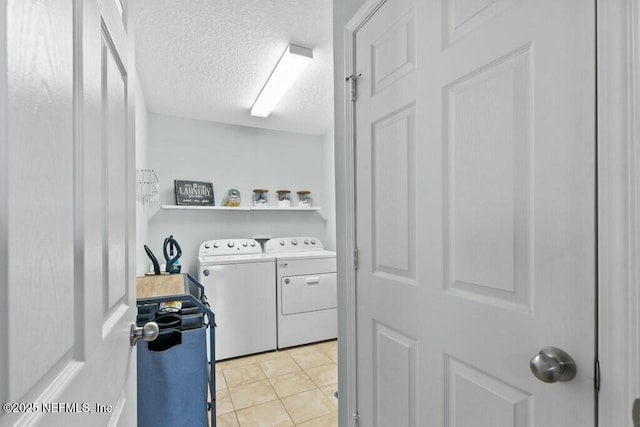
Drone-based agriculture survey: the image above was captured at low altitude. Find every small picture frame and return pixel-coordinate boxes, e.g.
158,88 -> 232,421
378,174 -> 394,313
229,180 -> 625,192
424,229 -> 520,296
174,180 -> 215,206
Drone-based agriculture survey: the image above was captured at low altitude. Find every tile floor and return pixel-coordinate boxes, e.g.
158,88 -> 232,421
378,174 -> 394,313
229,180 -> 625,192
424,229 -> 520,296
213,340 -> 338,427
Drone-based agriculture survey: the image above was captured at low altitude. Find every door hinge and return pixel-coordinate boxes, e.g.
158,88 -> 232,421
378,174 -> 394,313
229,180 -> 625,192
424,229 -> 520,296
353,247 -> 359,270
353,412 -> 360,426
346,74 -> 361,102
633,398 -> 640,427
594,359 -> 600,392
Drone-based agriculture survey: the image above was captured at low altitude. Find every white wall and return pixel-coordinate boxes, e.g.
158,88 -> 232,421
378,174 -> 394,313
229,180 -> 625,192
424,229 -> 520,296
323,131 -> 336,251
135,79 -> 151,276
146,113 -> 334,275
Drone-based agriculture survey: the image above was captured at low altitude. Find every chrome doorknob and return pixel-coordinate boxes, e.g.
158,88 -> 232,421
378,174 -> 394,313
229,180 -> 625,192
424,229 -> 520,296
529,346 -> 576,383
130,322 -> 159,347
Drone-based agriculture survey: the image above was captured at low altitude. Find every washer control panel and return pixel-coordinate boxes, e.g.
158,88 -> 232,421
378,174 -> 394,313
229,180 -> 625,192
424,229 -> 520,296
265,237 -> 324,253
199,239 -> 260,256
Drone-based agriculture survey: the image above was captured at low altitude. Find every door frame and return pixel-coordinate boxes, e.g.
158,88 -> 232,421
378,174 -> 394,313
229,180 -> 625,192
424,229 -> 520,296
596,0 -> 640,425
339,0 -> 640,425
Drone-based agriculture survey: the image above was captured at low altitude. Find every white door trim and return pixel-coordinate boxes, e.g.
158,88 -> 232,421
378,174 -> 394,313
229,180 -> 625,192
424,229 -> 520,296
0,0 -> 8,406
340,0 -> 640,425
341,2 -> 387,425
597,0 -> 640,425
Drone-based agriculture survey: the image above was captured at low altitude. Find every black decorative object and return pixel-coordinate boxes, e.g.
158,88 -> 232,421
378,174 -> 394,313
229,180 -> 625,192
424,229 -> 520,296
174,180 -> 214,206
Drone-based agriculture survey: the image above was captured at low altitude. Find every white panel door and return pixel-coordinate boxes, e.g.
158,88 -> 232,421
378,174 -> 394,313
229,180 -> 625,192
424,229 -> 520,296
354,0 -> 595,425
0,0 -> 137,426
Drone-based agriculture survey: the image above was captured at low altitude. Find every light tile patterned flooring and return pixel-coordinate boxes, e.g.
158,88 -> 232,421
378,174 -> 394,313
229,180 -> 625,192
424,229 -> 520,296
213,340 -> 338,427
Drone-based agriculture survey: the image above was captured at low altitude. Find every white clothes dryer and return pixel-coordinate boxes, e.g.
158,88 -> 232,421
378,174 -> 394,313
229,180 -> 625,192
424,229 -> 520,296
265,237 -> 337,349
198,239 -> 276,361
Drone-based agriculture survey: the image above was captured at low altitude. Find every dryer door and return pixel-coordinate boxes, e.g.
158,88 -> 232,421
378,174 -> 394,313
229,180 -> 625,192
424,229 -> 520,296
281,273 -> 337,315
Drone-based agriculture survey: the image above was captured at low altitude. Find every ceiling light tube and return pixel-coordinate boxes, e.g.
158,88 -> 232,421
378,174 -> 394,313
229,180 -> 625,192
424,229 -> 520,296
250,44 -> 313,118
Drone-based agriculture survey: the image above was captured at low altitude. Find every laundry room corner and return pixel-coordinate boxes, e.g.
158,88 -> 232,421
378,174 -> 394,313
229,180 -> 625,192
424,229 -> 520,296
144,113 -> 336,275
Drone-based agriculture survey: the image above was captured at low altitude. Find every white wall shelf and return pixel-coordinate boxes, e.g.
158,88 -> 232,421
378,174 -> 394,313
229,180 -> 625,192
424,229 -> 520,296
250,207 -> 321,211
162,205 -> 248,211
161,205 -> 321,212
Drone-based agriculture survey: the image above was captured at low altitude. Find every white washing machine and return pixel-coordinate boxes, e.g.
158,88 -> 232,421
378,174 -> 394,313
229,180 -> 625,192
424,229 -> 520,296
265,237 -> 337,349
198,238 -> 276,361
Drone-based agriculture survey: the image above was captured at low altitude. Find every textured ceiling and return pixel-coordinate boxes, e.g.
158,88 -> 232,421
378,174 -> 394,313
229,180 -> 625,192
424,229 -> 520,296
133,0 -> 334,136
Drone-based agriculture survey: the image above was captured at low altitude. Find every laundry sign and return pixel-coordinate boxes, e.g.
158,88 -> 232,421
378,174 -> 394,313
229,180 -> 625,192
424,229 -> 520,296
174,180 -> 215,205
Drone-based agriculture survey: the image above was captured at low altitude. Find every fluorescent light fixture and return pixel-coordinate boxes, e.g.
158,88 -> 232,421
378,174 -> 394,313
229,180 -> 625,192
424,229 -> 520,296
250,44 -> 313,118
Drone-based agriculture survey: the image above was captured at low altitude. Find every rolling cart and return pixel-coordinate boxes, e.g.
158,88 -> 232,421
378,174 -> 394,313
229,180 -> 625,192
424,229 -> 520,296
135,273 -> 216,427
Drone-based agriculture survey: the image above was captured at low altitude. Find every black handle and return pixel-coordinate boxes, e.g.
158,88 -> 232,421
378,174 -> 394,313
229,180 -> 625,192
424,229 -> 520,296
163,237 -> 182,273
144,245 -> 161,275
